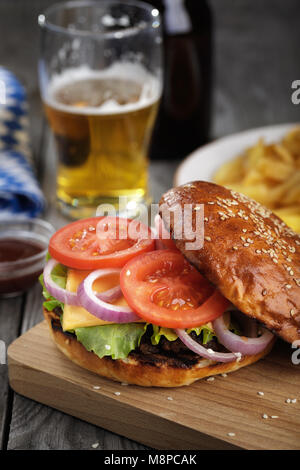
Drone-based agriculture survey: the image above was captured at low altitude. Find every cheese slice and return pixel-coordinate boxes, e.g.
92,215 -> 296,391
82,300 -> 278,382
62,269 -> 144,331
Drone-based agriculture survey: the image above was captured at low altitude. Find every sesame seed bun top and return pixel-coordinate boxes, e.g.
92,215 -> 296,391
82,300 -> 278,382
159,181 -> 300,344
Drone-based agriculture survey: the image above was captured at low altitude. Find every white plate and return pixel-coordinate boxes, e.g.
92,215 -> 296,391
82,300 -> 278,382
174,123 -> 299,187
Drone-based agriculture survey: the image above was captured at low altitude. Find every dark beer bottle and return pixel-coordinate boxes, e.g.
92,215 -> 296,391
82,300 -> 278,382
149,0 -> 213,160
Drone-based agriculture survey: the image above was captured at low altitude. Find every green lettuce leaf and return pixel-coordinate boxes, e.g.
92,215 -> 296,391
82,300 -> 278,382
187,325 -> 215,344
49,263 -> 68,288
151,323 -> 215,345
39,260 -> 68,312
75,323 -> 147,360
151,325 -> 178,344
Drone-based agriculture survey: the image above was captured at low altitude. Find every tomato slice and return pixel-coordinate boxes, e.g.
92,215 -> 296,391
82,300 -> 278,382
49,216 -> 155,270
120,250 -> 230,329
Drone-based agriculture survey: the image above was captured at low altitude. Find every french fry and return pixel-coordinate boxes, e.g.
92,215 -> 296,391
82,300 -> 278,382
213,127 -> 300,232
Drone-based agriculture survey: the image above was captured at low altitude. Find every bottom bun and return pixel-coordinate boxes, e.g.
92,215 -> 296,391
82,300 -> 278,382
43,308 -> 276,388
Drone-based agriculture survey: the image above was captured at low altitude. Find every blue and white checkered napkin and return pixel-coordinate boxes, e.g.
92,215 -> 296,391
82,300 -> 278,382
0,68 -> 45,219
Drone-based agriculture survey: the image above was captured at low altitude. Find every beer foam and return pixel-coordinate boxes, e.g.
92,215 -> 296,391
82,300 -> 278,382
45,62 -> 161,115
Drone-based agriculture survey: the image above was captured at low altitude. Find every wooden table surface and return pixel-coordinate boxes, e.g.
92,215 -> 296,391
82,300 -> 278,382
1,0 -> 300,450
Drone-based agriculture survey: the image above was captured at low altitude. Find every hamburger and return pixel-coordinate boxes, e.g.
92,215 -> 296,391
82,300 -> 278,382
40,181 -> 300,387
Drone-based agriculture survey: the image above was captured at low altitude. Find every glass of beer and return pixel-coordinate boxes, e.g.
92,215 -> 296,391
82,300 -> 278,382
38,0 -> 162,219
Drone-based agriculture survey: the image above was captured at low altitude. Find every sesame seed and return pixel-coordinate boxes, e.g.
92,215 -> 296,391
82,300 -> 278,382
234,352 -> 242,362
204,217 -> 209,222
256,249 -> 261,254
286,398 -> 291,403
257,391 -> 264,396
93,386 -> 101,390
273,258 -> 278,264
221,373 -> 227,377
167,396 -> 173,401
205,236 -> 211,242
290,309 -> 295,317
262,289 -> 267,296
289,270 -> 294,276
271,416 -> 279,419
233,246 -> 238,251
207,348 -> 215,354
207,202 -> 214,205
206,377 -> 215,382
227,432 -> 236,437
243,243 -> 250,247
126,269 -> 131,276
285,284 -> 292,289
114,392 -> 121,396
262,414 -> 268,419
242,228 -> 247,233
121,382 -> 129,386
91,442 -> 99,449
291,398 -> 297,403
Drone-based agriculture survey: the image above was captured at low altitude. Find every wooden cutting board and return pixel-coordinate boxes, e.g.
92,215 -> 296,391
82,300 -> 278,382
7,321 -> 300,450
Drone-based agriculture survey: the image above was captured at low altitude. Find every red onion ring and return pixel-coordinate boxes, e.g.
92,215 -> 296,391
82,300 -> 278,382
98,284 -> 122,303
43,258 -> 81,306
43,259 -> 123,307
77,268 -> 141,323
213,313 -> 274,356
175,328 -> 239,363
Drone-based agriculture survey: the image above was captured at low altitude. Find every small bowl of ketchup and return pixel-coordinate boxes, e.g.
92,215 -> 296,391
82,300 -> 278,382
0,218 -> 55,297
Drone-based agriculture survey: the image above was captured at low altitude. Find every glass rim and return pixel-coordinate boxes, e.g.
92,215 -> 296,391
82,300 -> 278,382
38,0 -> 161,39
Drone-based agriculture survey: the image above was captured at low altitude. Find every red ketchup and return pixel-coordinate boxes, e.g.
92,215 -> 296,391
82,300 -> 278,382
0,237 -> 44,296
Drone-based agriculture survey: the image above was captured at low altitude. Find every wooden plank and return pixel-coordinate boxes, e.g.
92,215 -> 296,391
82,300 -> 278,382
209,0 -> 300,138
7,321 -> 300,450
0,295 -> 24,449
